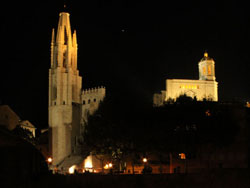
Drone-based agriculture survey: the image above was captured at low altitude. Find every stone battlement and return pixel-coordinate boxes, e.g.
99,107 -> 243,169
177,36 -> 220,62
82,86 -> 105,95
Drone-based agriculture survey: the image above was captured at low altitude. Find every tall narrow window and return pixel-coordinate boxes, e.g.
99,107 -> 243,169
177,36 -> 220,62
208,65 -> 212,75
203,67 -> 206,75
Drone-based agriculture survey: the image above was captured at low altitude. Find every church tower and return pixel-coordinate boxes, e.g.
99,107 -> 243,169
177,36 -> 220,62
48,11 -> 82,166
198,52 -> 216,81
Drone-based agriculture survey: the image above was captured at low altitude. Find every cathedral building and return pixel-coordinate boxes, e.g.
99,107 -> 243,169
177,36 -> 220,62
153,52 -> 218,106
48,11 -> 105,171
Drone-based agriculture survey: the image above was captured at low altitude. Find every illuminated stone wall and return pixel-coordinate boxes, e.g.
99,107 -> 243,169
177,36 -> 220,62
166,79 -> 218,101
81,87 -> 106,122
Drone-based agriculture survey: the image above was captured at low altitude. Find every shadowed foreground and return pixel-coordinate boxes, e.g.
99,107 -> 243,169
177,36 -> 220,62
24,169 -> 250,188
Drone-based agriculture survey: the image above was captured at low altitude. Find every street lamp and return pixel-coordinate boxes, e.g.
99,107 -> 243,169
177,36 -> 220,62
108,163 -> 113,168
47,157 -> 53,164
142,158 -> 147,163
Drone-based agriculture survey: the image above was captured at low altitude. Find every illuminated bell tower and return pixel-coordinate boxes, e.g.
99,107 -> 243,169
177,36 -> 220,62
48,11 -> 82,166
198,52 -> 216,81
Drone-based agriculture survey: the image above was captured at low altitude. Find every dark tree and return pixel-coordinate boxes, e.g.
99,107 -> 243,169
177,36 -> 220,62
83,93 -> 241,172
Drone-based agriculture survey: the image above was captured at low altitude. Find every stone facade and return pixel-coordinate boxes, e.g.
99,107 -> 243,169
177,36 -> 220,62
154,52 -> 218,106
165,79 -> 218,101
48,11 -> 105,169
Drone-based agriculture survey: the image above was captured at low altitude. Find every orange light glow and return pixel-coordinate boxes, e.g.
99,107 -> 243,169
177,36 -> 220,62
246,102 -> 250,108
208,66 -> 212,75
104,164 -> 109,169
104,163 -> 113,169
205,110 -> 211,116
143,158 -> 147,163
204,52 -> 208,58
179,153 -> 186,159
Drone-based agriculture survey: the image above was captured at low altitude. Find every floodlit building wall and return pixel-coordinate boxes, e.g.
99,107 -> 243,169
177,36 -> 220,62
166,79 -> 218,101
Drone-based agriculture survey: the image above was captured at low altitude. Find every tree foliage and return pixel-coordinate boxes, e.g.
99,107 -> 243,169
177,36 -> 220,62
82,94 -> 240,166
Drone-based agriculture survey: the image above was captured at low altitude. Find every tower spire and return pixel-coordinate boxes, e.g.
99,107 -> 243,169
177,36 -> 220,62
73,30 -> 77,47
51,28 -> 55,44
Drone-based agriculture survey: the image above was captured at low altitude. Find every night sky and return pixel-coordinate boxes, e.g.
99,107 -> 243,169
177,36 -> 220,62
1,1 -> 249,129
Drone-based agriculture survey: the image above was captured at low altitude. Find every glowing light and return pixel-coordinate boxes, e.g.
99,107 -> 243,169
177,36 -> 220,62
180,85 -> 199,89
84,156 -> 93,169
143,158 -> 147,163
246,102 -> 250,108
47,157 -> 52,163
104,163 -> 113,169
205,110 -> 211,116
69,165 -> 76,174
204,52 -> 208,58
104,164 -> 109,169
208,66 -> 212,75
179,153 -> 186,159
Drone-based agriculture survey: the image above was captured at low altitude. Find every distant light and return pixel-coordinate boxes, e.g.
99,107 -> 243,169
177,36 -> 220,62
121,29 -> 125,32
69,165 -> 75,174
179,153 -> 186,159
104,164 -> 109,169
143,158 -> 147,163
205,110 -> 211,116
204,52 -> 208,58
47,157 -> 52,163
108,163 -> 112,168
84,156 -> 93,169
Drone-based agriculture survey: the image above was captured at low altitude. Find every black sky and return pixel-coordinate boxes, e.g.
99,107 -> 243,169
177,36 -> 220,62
1,1 -> 250,129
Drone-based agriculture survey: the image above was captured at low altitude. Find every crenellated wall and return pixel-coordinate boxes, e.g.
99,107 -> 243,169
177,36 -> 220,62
81,86 -> 106,123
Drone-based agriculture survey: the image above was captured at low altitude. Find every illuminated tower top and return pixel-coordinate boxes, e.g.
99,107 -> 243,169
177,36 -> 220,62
51,11 -> 78,70
198,52 -> 216,81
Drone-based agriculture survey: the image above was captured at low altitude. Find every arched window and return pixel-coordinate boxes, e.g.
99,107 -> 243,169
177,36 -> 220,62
94,98 -> 96,102
88,99 -> 91,104
82,100 -> 85,105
